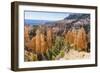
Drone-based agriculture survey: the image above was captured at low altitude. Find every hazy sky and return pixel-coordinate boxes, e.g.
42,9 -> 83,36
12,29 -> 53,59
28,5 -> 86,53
24,11 -> 69,21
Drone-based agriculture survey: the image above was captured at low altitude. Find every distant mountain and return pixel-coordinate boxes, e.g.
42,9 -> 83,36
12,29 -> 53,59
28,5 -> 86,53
44,13 -> 90,33
64,13 -> 90,20
24,19 -> 54,25
24,13 -> 90,36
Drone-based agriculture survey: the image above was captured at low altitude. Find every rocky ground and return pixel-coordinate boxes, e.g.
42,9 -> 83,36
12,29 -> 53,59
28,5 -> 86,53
24,48 -> 90,61
60,49 -> 90,60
